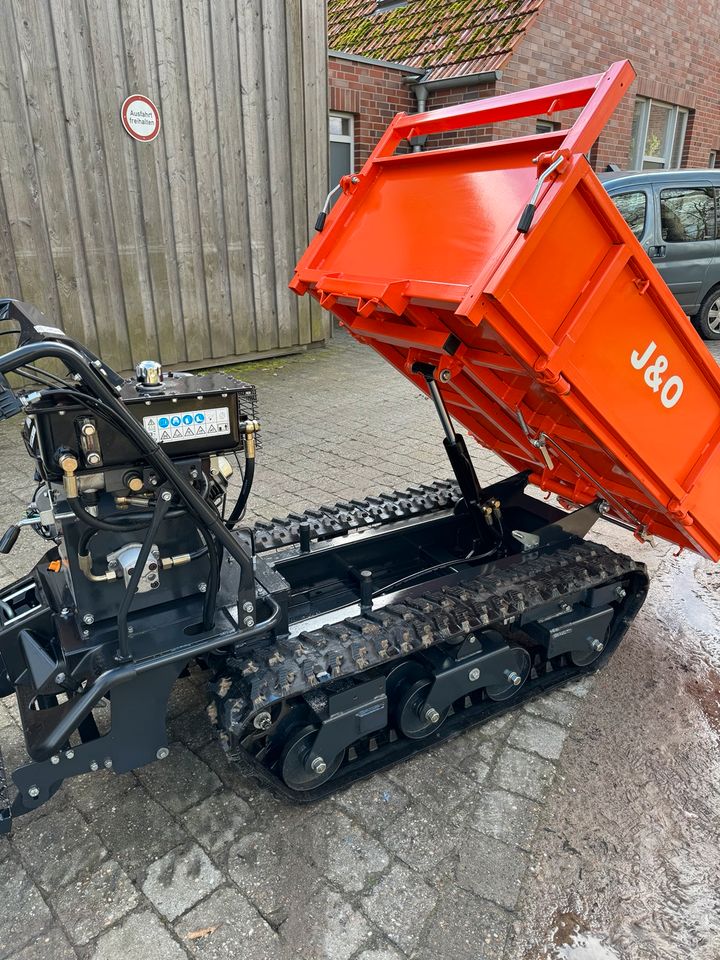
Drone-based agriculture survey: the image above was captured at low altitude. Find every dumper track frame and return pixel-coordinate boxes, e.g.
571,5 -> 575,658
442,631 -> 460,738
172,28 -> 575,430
213,493 -> 648,801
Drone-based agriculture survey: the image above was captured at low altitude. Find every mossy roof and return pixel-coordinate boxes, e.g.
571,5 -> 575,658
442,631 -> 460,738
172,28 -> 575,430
328,0 -> 547,80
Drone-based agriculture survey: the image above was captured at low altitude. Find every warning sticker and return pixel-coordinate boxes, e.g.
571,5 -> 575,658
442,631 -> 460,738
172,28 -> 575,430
143,406 -> 231,444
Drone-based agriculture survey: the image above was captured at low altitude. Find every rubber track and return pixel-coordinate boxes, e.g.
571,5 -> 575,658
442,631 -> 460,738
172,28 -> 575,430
213,540 -> 648,802
252,479 -> 461,552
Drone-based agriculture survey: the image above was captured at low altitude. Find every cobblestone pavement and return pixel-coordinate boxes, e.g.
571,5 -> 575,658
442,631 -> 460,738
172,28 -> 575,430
0,329 -> 717,959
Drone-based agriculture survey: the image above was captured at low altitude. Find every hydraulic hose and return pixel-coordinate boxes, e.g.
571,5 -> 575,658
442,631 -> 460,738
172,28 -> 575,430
226,457 -> 255,529
116,490 -> 172,661
195,524 -> 220,630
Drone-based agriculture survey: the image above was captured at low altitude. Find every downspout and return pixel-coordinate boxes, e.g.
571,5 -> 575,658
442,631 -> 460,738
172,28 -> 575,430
405,70 -> 502,153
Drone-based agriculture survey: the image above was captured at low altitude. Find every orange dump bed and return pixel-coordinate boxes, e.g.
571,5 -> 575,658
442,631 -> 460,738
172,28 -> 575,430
292,61 -> 720,561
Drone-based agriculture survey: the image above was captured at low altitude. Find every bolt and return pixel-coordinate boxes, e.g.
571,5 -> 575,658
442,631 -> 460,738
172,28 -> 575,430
505,670 -> 522,686
615,586 -> 627,599
253,711 -> 272,731
65,749 -> 75,760
161,490 -> 172,502
424,706 -> 441,724
86,453 -> 102,466
89,761 -> 99,772
198,582 -> 207,593
83,614 -> 95,626
242,601 -> 254,614
82,629 -> 90,638
127,625 -> 134,635
439,368 -> 452,382
243,615 -> 255,628
590,638 -> 605,653
156,747 -> 169,760
311,756 -> 327,775
468,667 -> 481,682
27,785 -> 39,799
50,755 -> 60,765
55,672 -> 66,685
60,607 -> 71,618
104,758 -> 113,770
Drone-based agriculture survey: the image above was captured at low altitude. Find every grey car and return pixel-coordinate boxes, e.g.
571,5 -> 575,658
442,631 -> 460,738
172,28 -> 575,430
600,169 -> 720,339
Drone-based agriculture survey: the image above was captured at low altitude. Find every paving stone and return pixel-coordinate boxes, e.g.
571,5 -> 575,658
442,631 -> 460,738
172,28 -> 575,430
227,828 -> 324,926
90,911 -> 188,960
0,864 -> 53,958
299,810 -> 390,894
53,858 -> 139,945
450,832 -> 529,911
388,750 -> 474,814
465,787 -> 541,851
412,884 -> 509,960
180,792 -> 255,856
508,714 -> 568,761
333,775 -> 410,831
135,743 -> 221,815
381,805 -> 463,873
65,769 -> 137,816
176,886 -> 281,960
356,951 -> 403,960
7,927 -> 76,960
87,784 -> 187,880
142,843 -> 223,922
478,714 -> 516,739
362,863 -> 438,953
564,675 -> 595,698
523,690 -> 581,727
280,886 -> 372,960
492,746 -> 557,802
11,805 -> 107,892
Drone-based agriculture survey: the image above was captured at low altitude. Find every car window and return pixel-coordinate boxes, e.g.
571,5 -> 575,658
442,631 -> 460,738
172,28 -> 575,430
660,186 -> 715,242
611,191 -> 647,239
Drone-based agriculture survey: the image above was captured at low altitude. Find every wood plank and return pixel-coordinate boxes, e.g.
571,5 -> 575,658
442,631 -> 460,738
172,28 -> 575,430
0,3 -> 60,327
49,0 -> 131,369
263,0 -> 299,349
152,0 -> 211,363
285,0 -> 311,345
301,0 -> 330,342
237,0 -> 279,353
209,0 -> 256,356
119,0 -> 186,365
182,0 -> 234,360
0,175 -> 21,297
85,0 -> 160,364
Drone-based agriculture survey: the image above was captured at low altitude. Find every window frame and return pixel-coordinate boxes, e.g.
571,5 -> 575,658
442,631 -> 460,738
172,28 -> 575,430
610,189 -> 649,241
630,97 -> 689,170
658,185 -> 716,244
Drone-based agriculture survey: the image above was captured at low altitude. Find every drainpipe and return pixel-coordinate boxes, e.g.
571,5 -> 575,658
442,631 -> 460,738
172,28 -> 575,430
404,70 -> 502,152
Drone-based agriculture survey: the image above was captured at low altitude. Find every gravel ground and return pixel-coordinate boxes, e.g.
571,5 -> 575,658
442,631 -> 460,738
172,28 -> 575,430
0,328 -> 717,960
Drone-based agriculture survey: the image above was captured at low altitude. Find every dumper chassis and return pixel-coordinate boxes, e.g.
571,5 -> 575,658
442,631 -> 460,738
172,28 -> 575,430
3,59 -> 717,829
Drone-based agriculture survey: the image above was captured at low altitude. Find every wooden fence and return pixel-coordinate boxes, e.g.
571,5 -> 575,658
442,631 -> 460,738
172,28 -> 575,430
0,0 -> 328,371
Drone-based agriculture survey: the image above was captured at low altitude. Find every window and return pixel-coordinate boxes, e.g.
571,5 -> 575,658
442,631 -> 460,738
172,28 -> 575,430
611,191 -> 647,239
329,112 -> 354,191
630,97 -> 689,169
536,119 -> 560,134
660,187 -> 715,242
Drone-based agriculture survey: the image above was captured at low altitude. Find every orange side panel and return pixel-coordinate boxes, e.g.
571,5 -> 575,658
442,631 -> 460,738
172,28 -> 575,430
292,61 -> 720,561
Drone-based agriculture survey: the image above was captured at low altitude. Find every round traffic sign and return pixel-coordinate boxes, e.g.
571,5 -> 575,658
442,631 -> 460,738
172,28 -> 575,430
120,95 -> 161,142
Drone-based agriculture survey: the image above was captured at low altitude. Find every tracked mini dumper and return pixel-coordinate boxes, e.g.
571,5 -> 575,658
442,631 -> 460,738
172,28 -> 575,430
0,61 -> 718,829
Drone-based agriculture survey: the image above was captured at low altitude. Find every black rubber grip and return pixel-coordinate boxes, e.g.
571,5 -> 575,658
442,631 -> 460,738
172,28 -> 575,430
516,203 -> 537,233
314,211 -> 327,232
0,376 -> 21,422
0,525 -> 20,555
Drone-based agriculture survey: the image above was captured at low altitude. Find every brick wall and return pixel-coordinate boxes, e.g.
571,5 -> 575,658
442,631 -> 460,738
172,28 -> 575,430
496,0 -> 720,170
328,56 -> 415,170
328,56 -> 496,169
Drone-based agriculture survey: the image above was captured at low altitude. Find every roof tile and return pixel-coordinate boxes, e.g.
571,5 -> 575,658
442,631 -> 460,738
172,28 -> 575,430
328,0 -> 546,79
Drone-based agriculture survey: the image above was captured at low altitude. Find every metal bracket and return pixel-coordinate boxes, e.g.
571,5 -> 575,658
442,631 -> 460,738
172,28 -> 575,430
307,676 -> 387,768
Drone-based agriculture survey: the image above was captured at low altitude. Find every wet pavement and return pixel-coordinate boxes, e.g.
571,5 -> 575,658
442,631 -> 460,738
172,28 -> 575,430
0,328 -> 718,959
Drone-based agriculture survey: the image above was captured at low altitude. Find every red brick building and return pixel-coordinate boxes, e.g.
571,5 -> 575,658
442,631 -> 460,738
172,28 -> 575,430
327,0 -> 720,179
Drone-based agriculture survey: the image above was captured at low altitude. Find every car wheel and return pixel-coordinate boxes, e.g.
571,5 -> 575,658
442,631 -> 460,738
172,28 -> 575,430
694,287 -> 720,340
